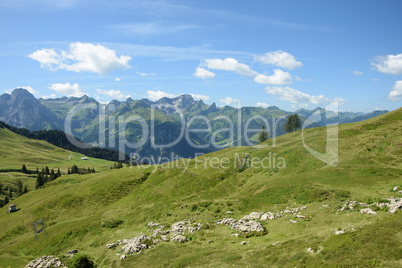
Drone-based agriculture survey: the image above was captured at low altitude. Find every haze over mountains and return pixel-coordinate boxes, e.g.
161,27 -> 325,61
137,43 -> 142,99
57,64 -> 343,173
0,88 -> 388,160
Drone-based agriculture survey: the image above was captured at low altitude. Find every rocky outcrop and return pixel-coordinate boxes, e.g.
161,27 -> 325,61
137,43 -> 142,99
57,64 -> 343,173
360,208 -> 377,215
339,197 -> 402,214
106,219 -> 202,258
121,235 -> 154,254
216,218 -> 264,233
25,256 -> 65,268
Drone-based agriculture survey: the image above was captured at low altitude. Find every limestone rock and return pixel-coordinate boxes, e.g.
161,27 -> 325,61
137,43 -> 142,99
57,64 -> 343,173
171,235 -> 187,243
121,235 -> 153,254
360,208 -> 377,215
241,212 -> 261,220
334,229 -> 346,235
25,256 -> 65,268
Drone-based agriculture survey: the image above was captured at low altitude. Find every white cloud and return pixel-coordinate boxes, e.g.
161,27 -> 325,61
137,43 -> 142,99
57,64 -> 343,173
389,80 -> 402,101
115,77 -> 121,82
49,82 -> 86,97
264,86 -> 330,104
18,86 -> 37,95
254,69 -> 292,85
370,78 -> 379,82
137,72 -> 156,77
193,67 -> 215,79
29,42 -> 132,74
146,90 -> 177,101
96,89 -> 131,100
41,93 -> 57,99
255,50 -> 302,70
203,58 -> 257,76
255,102 -> 270,108
350,70 -> 363,75
219,96 -> 240,106
372,53 -> 402,75
190,94 -> 210,101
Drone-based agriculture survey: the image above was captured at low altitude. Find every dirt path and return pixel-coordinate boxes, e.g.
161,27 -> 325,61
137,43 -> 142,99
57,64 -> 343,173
0,173 -> 13,177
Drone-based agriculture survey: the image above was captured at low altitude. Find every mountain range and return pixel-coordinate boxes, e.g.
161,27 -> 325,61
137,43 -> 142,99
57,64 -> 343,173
0,88 -> 388,160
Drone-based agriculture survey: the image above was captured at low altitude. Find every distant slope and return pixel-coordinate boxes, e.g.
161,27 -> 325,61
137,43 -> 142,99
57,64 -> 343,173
0,107 -> 401,267
0,123 -> 113,171
0,121 -> 126,161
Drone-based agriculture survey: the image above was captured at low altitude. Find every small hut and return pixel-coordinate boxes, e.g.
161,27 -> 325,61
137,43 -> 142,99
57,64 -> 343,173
8,204 -> 17,213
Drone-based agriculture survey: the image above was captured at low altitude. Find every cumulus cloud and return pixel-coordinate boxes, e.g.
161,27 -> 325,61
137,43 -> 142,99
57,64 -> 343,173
190,94 -> 210,101
193,67 -> 215,79
264,86 -> 330,104
254,69 -> 292,85
29,42 -> 131,74
371,53 -> 402,75
41,93 -> 57,99
255,50 -> 302,70
96,89 -> 131,100
18,86 -> 37,95
203,58 -> 257,76
255,102 -> 270,108
115,77 -> 121,81
146,90 -> 177,101
49,82 -> 86,97
389,80 -> 402,101
219,96 -> 240,106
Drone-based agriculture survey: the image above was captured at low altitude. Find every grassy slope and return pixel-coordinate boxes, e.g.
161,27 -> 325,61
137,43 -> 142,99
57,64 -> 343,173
0,127 -> 113,199
0,108 -> 401,267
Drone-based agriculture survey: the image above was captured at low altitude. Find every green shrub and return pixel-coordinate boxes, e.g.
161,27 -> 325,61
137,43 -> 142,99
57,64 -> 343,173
68,254 -> 94,268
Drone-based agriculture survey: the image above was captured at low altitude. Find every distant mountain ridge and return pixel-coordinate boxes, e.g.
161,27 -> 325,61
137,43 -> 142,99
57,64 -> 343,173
0,88 -> 389,159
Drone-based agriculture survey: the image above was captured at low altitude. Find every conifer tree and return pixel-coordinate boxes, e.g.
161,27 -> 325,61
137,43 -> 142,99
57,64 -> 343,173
258,125 -> 269,143
36,173 -> 44,189
21,164 -> 28,174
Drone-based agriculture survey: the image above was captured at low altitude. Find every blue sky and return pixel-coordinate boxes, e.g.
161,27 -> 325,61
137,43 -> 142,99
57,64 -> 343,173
1,0 -> 402,112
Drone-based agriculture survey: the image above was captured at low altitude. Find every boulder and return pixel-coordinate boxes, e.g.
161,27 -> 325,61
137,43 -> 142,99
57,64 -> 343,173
334,229 -> 346,235
25,256 -> 65,268
388,197 -> 402,214
360,208 -> 377,215
231,220 -> 264,233
241,212 -> 261,220
171,235 -> 187,243
170,220 -> 202,235
121,235 -> 153,254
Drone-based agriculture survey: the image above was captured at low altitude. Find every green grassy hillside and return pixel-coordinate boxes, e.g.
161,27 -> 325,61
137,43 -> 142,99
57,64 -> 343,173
0,126 -> 113,205
0,108 -> 401,267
